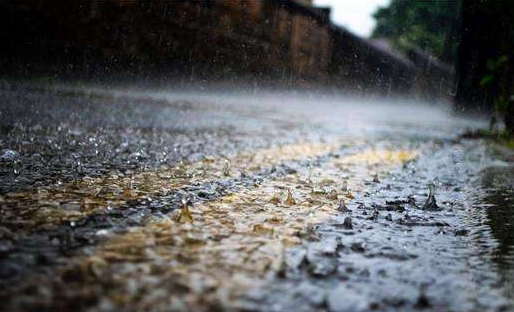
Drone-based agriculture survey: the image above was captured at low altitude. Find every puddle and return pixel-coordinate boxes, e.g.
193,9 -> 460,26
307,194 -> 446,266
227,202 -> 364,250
474,165 -> 514,300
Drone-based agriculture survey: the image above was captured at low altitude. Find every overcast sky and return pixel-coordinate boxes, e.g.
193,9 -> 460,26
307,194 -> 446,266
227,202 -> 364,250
313,0 -> 391,37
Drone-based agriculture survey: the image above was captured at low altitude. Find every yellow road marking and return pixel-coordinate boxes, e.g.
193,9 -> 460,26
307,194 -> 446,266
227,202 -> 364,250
1,142 -> 343,231
45,148 -> 418,310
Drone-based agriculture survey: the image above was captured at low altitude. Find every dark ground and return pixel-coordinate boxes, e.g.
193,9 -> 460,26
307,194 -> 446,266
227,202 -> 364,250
0,82 -> 513,311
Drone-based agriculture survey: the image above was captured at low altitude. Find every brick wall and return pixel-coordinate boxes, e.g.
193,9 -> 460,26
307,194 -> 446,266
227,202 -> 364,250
0,0 -> 333,81
0,0 -> 452,98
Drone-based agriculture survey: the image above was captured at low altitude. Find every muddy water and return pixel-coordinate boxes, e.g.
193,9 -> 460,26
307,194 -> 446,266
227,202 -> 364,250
0,84 -> 513,311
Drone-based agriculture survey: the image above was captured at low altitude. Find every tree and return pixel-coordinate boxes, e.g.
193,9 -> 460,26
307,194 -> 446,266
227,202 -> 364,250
455,0 -> 514,133
371,0 -> 460,64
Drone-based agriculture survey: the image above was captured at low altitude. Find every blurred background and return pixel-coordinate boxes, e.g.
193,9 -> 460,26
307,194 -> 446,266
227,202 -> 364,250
0,0 -> 512,128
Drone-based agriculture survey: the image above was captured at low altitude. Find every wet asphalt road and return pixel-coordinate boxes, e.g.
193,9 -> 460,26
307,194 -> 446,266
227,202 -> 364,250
0,83 -> 513,311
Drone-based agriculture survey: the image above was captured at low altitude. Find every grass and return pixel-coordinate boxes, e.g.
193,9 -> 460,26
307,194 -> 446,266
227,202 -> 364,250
461,128 -> 514,149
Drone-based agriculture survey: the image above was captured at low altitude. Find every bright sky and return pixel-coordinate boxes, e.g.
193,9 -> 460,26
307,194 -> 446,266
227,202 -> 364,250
313,0 -> 391,37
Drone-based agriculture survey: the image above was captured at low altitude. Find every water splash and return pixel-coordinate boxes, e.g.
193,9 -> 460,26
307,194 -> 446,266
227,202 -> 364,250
423,182 -> 439,210
0,149 -> 19,162
341,180 -> 348,192
285,188 -> 296,206
343,216 -> 353,229
223,159 -> 231,176
338,199 -> 351,213
176,197 -> 193,223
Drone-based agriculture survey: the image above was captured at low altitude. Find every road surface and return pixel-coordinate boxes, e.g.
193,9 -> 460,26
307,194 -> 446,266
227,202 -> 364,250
0,83 -> 513,311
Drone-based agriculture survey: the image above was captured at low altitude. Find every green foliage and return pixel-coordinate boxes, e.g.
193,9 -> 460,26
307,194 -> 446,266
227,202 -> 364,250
494,95 -> 510,113
462,128 -> 514,150
479,55 -> 512,120
371,0 -> 459,62
480,55 -> 509,88
479,75 -> 494,88
487,55 -> 509,72
455,1 -> 514,134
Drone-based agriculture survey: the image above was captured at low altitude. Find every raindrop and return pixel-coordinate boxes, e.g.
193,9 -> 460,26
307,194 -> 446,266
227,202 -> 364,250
222,159 -> 231,176
181,197 -> 188,206
371,208 -> 379,221
327,189 -> 338,200
343,216 -> 353,229
407,196 -> 417,208
338,199 -> 351,213
341,180 -> 348,192
433,177 -> 441,190
0,149 -> 19,163
176,197 -> 193,223
422,182 -> 439,210
285,188 -> 296,206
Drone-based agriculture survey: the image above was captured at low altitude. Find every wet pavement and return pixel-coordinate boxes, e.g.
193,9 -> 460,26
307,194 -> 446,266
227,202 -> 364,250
0,83 -> 513,311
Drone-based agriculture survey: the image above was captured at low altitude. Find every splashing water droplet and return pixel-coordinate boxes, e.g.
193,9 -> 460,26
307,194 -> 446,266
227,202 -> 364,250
0,149 -> 20,163
177,197 -> 193,223
423,182 -> 439,211
428,183 -> 435,196
341,180 -> 348,192
223,159 -> 231,176
432,177 -> 441,192
285,188 -> 296,206
343,216 -> 353,229
328,189 -> 338,200
338,199 -> 350,213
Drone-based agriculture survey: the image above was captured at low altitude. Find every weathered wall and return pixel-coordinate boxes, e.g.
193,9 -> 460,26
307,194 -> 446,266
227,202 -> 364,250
0,0 -> 452,98
0,0 -> 331,81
